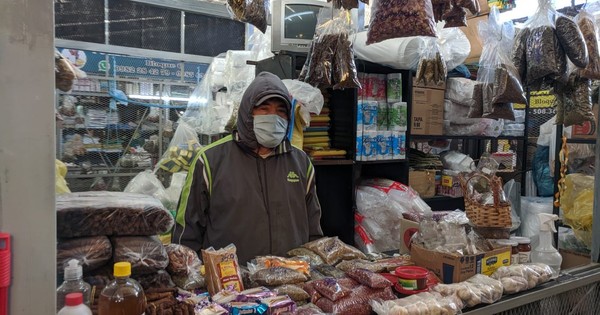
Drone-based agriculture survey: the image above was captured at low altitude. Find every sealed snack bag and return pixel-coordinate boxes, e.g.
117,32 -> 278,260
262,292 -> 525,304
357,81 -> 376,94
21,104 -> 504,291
367,0 -> 436,44
415,38 -> 447,86
202,244 -> 245,296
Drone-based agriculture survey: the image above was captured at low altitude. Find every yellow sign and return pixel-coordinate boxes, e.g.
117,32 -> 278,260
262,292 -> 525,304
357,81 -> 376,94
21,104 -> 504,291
529,90 -> 555,109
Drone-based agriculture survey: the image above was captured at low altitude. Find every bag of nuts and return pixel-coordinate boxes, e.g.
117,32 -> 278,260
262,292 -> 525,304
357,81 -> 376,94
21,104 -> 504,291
366,0 -> 437,45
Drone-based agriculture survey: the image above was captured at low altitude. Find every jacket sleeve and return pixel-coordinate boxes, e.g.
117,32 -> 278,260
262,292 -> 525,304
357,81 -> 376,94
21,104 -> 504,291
305,161 -> 323,240
172,156 -> 209,253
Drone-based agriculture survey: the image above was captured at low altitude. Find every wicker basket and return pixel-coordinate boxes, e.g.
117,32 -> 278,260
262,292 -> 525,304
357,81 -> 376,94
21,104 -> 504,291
459,173 -> 512,229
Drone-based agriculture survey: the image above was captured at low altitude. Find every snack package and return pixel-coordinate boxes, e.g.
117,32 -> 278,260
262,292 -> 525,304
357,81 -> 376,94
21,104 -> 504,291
366,0 -> 436,44
291,303 -> 327,315
491,263 -> 554,293
415,38 -> 447,86
133,270 -> 176,290
255,256 -> 310,275
575,5 -> 600,79
56,192 -> 174,238
371,291 -> 462,314
345,268 -> 392,289
302,237 -> 366,265
226,0 -> 268,33
525,0 -> 566,84
111,236 -> 169,275
237,287 -> 277,302
202,244 -> 245,296
273,284 -> 310,302
57,236 -> 112,276
314,264 -> 347,279
512,28 -> 530,83
249,266 -> 309,286
156,121 -> 202,173
227,302 -> 268,314
165,244 -> 205,289
260,295 -> 296,314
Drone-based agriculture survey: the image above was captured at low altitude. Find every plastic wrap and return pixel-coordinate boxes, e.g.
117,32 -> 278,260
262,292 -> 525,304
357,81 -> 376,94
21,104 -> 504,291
57,236 -> 112,276
249,266 -> 308,286
575,8 -> 600,79
444,99 -> 471,124
521,197 -> 553,239
526,0 -> 566,84
56,191 -> 174,238
287,247 -> 324,266
562,76 -> 595,127
282,80 -> 325,116
313,278 -> 351,301
555,14 -> 589,68
254,256 -> 310,275
156,121 -> 202,173
226,0 -> 268,33
202,244 -> 245,296
415,38 -> 447,86
273,284 -> 310,302
512,28 -> 530,82
345,268 -> 392,289
124,170 -> 170,208
237,287 -> 277,302
561,173 -> 594,247
313,264 -> 346,279
491,263 -> 554,293
366,0 -> 436,44
336,259 -> 384,273
443,4 -> 468,28
55,159 -> 71,194
112,236 -> 169,275
291,303 -> 326,315
302,237 -> 366,265
371,291 -> 462,315
165,172 -> 187,210
316,285 -> 395,315
133,270 -> 176,290
165,243 -> 204,289
433,275 -> 502,308
443,118 -> 504,137
445,78 -> 476,107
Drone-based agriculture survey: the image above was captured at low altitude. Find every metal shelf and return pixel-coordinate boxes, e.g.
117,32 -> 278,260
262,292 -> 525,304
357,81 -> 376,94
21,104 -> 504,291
312,159 -> 354,166
410,135 -> 526,141
355,159 -> 408,165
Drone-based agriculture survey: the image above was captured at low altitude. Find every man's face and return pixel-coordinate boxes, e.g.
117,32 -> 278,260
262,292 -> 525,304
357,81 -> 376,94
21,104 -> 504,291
253,98 -> 288,120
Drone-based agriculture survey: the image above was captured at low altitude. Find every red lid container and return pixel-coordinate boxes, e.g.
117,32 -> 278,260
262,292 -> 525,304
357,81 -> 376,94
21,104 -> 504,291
394,266 -> 429,293
65,293 -> 84,307
394,266 -> 429,279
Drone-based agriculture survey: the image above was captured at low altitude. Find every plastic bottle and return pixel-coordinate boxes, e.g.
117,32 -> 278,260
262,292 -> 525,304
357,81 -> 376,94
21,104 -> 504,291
531,213 -> 563,278
56,259 -> 91,312
57,292 -> 92,315
98,262 -> 147,315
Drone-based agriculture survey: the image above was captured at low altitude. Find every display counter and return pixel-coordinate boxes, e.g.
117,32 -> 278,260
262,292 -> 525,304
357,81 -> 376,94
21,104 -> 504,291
464,264 -> 600,314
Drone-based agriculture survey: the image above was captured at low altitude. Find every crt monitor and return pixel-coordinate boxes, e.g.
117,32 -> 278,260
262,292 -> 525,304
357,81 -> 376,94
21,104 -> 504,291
271,0 -> 331,53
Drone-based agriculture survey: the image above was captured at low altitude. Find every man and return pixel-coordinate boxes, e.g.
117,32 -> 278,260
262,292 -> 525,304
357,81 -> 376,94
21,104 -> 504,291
173,72 -> 323,263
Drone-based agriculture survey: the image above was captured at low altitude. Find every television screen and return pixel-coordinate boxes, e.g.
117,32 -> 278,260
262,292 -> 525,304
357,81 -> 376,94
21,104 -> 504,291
283,4 -> 321,40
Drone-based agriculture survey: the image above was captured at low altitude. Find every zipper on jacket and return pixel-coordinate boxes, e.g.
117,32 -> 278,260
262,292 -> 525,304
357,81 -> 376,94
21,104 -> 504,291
256,158 -> 273,254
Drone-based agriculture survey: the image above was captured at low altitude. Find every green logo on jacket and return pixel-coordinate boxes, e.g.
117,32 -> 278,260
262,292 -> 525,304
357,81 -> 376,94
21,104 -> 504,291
287,171 -> 300,183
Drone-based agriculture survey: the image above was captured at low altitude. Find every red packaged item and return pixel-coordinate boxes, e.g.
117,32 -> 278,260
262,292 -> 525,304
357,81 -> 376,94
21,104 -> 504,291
313,278 -> 351,301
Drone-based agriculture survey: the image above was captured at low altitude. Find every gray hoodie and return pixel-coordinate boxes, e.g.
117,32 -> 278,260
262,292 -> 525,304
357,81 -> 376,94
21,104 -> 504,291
172,72 -> 323,263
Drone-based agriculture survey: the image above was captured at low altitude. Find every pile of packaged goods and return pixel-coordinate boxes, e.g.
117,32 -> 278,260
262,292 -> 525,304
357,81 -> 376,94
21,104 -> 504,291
356,72 -> 407,161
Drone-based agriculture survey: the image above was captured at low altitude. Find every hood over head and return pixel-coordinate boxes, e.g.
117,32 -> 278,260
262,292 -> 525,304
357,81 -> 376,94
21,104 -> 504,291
236,72 -> 292,151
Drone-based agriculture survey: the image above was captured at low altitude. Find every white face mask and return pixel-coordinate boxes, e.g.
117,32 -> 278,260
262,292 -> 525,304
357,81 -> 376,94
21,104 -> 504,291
253,114 -> 288,148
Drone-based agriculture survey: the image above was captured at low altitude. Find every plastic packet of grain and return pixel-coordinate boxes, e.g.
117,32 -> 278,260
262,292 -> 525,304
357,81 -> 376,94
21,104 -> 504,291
202,244 -> 245,296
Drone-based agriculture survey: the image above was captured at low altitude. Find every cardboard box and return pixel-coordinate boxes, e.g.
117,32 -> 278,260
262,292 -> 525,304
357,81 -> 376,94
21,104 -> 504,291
399,218 -> 420,254
460,14 -> 488,64
467,0 -> 491,19
409,170 -> 436,198
411,243 -> 511,284
571,103 -> 598,139
411,80 -> 445,135
560,249 -> 591,270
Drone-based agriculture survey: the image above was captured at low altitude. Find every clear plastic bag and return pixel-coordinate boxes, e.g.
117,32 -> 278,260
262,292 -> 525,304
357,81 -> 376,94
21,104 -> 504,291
525,0 -> 566,84
156,121 -> 201,173
555,14 -> 589,68
202,244 -> 245,296
287,247 -> 325,266
57,236 -> 112,276
254,256 -> 310,275
112,236 -> 169,275
491,263 -> 554,293
313,278 -> 351,301
302,237 -> 366,265
165,243 -> 202,276
282,80 -> 325,116
366,0 -> 436,45
273,284 -> 310,302
561,76 -> 595,127
226,0 -> 269,33
249,265 -> 309,286
443,4 -> 468,28
56,191 -> 174,238
415,38 -> 447,86
371,291 -> 462,315
575,7 -> 600,79
345,268 -> 392,289
512,28 -> 530,83
124,170 -> 170,207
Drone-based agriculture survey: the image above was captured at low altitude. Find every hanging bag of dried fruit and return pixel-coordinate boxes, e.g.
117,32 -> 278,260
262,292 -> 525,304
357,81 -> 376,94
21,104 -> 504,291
524,0 -> 567,86
415,38 -> 447,87
476,6 -> 525,121
227,0 -> 269,33
574,3 -> 600,80
366,0 -> 437,45
332,10 -> 361,89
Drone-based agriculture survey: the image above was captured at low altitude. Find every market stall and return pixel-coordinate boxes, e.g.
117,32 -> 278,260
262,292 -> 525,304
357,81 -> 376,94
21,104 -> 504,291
49,0 -> 600,314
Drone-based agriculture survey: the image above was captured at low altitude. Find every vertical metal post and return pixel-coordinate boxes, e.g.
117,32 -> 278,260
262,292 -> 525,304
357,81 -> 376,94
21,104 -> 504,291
592,99 -> 600,263
104,0 -> 110,45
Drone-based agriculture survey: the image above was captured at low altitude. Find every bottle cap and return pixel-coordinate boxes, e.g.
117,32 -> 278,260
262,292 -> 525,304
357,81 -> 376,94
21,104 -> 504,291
114,262 -> 131,277
64,259 -> 82,281
65,292 -> 83,306
517,238 -> 531,245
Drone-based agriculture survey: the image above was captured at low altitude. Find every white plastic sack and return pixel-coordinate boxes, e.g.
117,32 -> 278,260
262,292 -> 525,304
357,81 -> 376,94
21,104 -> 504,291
445,77 -> 477,106
282,79 -> 324,115
125,170 -> 171,209
444,118 -> 504,137
353,25 -> 470,71
443,99 -> 471,123
165,172 -> 188,210
521,197 -> 553,248
248,26 -> 274,61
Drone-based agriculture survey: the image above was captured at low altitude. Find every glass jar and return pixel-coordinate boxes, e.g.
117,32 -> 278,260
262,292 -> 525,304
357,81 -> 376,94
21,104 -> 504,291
516,238 -> 532,263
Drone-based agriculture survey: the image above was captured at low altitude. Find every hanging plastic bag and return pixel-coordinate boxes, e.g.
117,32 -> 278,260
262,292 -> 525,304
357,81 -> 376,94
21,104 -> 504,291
366,0 -> 437,45
477,7 -> 523,120
443,4 -> 467,28
282,80 -> 325,115
525,0 -> 567,84
555,14 -> 589,68
575,5 -> 600,79
561,75 -> 595,127
156,121 -> 202,173
415,38 -> 447,86
332,13 -> 361,90
124,170 -> 171,208
512,28 -> 530,83
227,0 -> 269,33
248,26 -> 275,61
